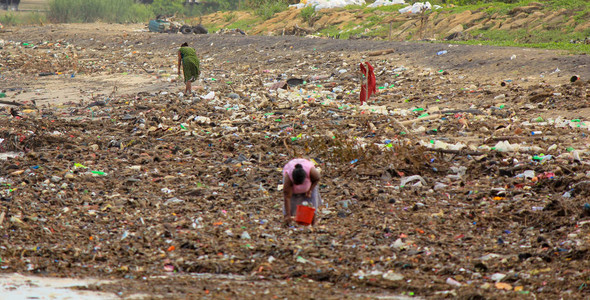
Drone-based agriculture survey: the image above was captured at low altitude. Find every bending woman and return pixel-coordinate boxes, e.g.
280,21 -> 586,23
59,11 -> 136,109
282,158 -> 321,225
177,42 -> 200,95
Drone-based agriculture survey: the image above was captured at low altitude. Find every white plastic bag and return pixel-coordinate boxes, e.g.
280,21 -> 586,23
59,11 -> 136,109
368,0 -> 405,8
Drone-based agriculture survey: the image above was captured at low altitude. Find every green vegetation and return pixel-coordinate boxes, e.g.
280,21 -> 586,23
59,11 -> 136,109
25,12 -> 47,25
47,0 -> 153,23
443,0 -> 520,4
0,11 -> 46,26
223,11 -> 237,22
252,0 -> 290,20
449,39 -> 590,54
364,3 -> 406,13
574,9 -> 590,24
150,0 -> 185,16
319,21 -> 377,39
300,5 -> 316,24
0,12 -> 18,26
225,15 -> 262,29
343,4 -> 365,10
550,0 -> 587,9
470,26 -> 590,43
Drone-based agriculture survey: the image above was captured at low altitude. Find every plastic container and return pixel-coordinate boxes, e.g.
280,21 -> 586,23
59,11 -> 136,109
295,205 -> 315,225
148,19 -> 171,33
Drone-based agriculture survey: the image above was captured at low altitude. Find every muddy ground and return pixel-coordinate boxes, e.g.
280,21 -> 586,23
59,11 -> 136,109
1,23 -> 590,299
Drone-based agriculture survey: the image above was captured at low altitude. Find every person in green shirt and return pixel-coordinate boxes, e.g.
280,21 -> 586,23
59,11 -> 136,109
177,42 -> 201,95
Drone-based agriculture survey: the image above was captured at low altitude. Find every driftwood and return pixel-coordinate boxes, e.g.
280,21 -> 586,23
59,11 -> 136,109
400,109 -> 486,125
140,67 -> 155,74
485,135 -> 557,143
400,114 -> 439,125
486,135 -> 526,141
0,100 -> 23,106
425,148 -> 485,156
440,109 -> 485,115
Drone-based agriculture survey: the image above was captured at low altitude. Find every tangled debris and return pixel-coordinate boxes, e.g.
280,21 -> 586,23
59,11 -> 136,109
0,24 -> 590,299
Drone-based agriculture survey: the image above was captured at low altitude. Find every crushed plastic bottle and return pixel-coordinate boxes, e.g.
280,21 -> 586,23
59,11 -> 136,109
400,175 -> 427,187
516,170 -> 535,179
201,91 -> 215,100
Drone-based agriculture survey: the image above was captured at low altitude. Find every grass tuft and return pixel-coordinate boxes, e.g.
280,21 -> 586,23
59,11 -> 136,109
300,5 -> 316,24
254,0 -> 289,20
47,0 -> 153,23
0,12 -> 18,26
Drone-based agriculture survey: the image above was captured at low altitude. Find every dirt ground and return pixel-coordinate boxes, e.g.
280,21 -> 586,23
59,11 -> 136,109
1,23 -> 590,299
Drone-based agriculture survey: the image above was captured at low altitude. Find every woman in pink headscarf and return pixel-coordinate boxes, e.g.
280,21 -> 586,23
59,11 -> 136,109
282,158 -> 321,225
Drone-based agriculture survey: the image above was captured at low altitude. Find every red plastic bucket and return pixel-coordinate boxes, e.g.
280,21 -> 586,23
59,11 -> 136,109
295,205 -> 315,225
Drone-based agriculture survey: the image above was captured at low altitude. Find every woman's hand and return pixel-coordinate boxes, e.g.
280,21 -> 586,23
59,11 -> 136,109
305,189 -> 312,199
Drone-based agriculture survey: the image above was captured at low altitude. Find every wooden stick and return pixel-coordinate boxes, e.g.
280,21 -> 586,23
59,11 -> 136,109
400,109 -> 486,125
391,117 -> 413,137
400,114 -> 440,125
440,109 -> 485,115
389,22 -> 392,41
425,148 -> 484,156
0,100 -> 23,106
485,135 -> 556,142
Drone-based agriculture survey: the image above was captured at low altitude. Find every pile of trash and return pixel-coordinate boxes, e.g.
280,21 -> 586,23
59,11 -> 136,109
289,0 -> 441,13
291,0 -> 402,10
148,18 -> 208,34
368,0 -> 406,8
0,24 -> 590,298
398,1 -> 442,14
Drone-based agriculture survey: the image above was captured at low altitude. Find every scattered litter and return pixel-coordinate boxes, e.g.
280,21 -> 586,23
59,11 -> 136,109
0,21 -> 588,300
399,1 -> 441,14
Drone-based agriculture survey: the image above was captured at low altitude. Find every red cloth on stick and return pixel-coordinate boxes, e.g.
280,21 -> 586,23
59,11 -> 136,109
359,62 -> 377,105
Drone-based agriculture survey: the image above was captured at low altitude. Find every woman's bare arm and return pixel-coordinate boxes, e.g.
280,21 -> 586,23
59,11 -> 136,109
306,167 -> 320,198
